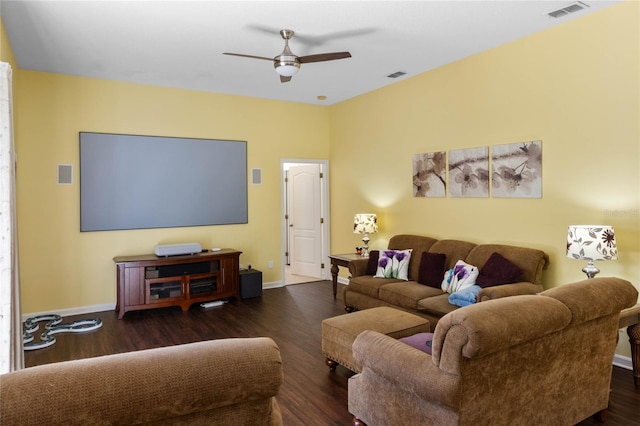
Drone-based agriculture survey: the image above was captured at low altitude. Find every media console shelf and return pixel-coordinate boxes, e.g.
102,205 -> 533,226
114,249 -> 241,319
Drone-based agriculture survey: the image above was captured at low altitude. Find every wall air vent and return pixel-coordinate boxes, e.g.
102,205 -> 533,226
548,1 -> 589,18
387,71 -> 407,79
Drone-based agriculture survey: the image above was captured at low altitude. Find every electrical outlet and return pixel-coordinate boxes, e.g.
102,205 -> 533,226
268,260 -> 274,269
239,263 -> 243,269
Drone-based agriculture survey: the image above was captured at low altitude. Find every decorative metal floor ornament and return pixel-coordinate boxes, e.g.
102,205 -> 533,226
23,314 -> 103,350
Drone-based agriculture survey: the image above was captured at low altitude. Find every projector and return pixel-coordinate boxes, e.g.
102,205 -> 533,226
154,243 -> 202,257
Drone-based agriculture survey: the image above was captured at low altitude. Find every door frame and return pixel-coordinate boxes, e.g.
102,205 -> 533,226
280,158 -> 331,285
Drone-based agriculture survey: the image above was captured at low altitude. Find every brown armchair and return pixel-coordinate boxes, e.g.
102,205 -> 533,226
348,277 -> 638,426
2,337 -> 284,425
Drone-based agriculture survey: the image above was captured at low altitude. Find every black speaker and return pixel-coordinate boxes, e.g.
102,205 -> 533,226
239,269 -> 262,299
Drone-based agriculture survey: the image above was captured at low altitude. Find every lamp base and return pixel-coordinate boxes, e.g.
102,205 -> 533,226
362,234 -> 371,257
582,260 -> 600,279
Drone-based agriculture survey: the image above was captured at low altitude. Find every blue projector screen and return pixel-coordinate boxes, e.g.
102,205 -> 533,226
80,132 -> 248,232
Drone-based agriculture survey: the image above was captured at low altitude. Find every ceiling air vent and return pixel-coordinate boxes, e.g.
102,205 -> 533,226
387,71 -> 407,79
548,1 -> 589,18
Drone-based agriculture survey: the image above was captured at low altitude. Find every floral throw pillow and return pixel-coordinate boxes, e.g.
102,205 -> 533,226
441,260 -> 479,293
374,249 -> 413,280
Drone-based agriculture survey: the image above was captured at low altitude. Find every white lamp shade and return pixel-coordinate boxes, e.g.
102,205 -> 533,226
353,214 -> 378,234
566,225 -> 618,261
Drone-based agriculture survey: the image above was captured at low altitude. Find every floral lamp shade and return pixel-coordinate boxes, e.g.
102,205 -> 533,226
566,225 -> 617,279
353,214 -> 378,235
353,214 -> 378,257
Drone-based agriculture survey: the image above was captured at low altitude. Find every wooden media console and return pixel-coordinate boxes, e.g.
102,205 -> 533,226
114,249 -> 241,319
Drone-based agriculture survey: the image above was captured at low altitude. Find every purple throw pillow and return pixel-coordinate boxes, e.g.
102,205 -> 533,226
417,252 -> 446,288
399,332 -> 434,355
476,252 -> 523,288
366,250 -> 379,275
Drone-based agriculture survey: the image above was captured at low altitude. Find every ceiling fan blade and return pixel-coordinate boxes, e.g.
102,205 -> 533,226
291,29 -> 376,49
223,52 -> 274,61
280,75 -> 292,83
298,52 -> 351,64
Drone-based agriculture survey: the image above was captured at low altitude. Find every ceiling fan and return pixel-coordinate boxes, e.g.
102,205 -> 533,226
223,29 -> 351,83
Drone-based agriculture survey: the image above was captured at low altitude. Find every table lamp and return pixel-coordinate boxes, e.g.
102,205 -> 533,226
353,214 -> 378,257
566,225 -> 618,279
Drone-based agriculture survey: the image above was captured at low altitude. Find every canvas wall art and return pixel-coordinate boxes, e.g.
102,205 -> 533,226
412,151 -> 446,197
491,140 -> 542,198
448,147 -> 489,198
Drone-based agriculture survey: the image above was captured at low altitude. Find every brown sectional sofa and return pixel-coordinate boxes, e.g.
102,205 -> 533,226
348,277 -> 639,425
1,337 -> 284,425
344,234 -> 550,327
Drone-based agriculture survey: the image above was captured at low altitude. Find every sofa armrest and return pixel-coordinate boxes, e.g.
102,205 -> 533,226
352,330 -> 460,409
349,258 -> 370,277
1,337 -> 283,425
477,282 -> 542,302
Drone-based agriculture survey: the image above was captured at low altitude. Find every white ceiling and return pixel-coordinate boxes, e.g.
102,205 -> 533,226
1,0 -> 621,105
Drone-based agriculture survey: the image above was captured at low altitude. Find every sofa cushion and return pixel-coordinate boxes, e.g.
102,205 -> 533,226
379,281 -> 443,310
366,250 -> 380,275
465,244 -> 548,285
476,252 -> 523,288
428,239 -> 477,270
375,249 -> 413,280
349,275 -> 402,298
417,293 -> 459,317
448,285 -> 481,307
417,252 -> 446,288
399,332 -> 434,355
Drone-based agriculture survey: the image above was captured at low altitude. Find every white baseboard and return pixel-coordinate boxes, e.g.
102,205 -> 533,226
263,280 -> 284,290
613,354 -> 632,370
22,303 -> 115,321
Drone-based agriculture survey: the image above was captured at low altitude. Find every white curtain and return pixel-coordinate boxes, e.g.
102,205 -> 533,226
0,61 -> 23,373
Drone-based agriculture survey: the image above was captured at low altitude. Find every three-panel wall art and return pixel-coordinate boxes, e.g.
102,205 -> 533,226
412,140 -> 542,198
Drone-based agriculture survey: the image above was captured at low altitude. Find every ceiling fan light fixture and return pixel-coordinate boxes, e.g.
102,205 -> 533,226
275,62 -> 300,77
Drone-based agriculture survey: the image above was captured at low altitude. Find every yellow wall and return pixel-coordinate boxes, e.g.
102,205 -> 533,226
15,72 -> 329,313
330,3 -> 639,290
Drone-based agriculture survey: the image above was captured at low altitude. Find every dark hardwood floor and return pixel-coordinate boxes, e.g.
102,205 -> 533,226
25,281 -> 640,425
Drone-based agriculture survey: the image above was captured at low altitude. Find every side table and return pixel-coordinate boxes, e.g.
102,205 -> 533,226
328,253 -> 366,298
619,304 -> 640,386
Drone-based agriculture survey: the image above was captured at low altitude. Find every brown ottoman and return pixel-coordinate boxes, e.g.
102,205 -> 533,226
321,306 -> 430,372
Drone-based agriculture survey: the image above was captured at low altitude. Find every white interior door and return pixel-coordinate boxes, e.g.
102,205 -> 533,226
288,164 -> 322,278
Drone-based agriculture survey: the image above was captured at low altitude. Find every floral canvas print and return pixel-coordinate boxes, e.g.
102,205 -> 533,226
492,140 -> 542,198
413,151 -> 446,197
448,147 -> 489,197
